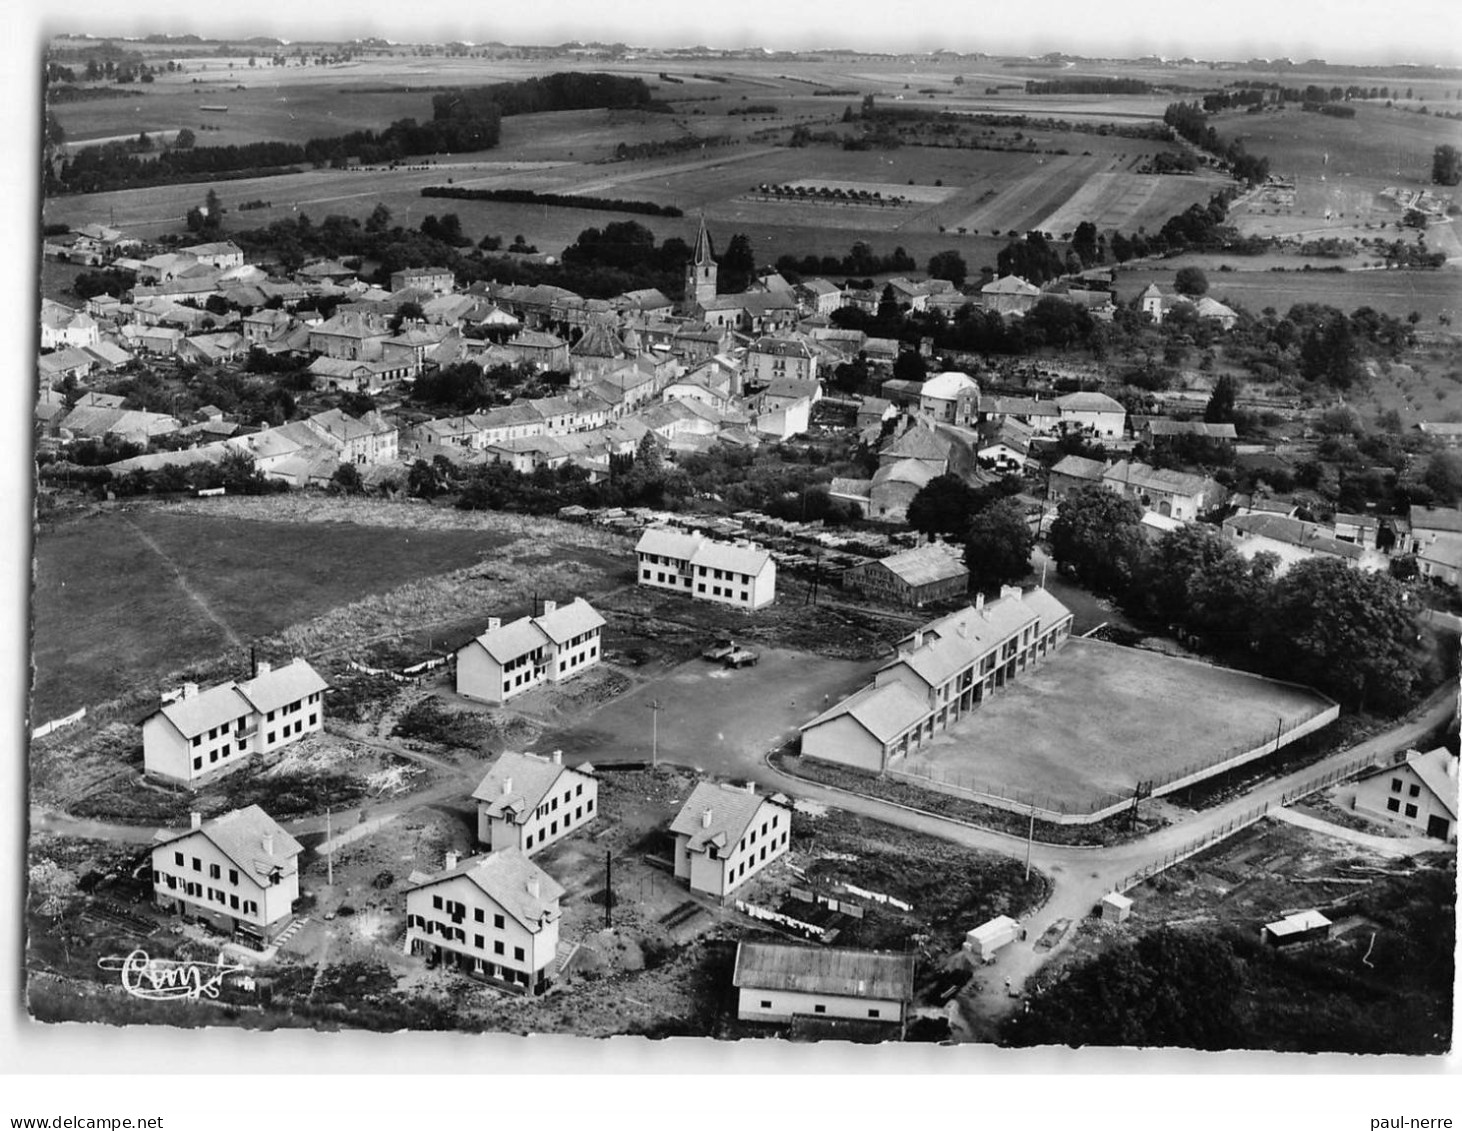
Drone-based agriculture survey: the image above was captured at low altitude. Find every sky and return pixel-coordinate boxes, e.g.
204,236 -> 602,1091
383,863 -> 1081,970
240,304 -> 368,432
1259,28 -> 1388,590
34,0 -> 1462,68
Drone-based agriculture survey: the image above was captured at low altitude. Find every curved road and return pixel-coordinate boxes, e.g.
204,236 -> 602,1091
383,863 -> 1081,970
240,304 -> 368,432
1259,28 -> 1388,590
30,682 -> 1455,1032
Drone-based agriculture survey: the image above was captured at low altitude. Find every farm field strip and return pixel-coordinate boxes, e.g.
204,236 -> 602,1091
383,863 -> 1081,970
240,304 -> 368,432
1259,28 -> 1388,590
784,178 -> 956,203
948,154 -> 1099,233
1035,170 -> 1230,235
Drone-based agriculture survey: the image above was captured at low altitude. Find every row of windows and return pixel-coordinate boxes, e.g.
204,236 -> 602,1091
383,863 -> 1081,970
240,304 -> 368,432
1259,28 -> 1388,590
724,833 -> 787,881
156,874 -> 258,915
523,799 -> 596,845
429,897 -> 507,930
558,644 -> 598,671
413,916 -> 526,964
698,583 -> 750,602
534,784 -> 587,821
1389,778 -> 1422,797
738,813 -> 781,853
695,566 -> 752,583
1386,797 -> 1420,819
193,715 -> 250,747
755,1000 -> 882,1019
264,692 -> 320,724
171,852 -> 241,886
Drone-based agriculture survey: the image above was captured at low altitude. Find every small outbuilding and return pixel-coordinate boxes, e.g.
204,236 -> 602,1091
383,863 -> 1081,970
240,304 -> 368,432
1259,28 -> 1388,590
1261,910 -> 1332,948
964,914 -> 1022,962
1100,892 -> 1133,923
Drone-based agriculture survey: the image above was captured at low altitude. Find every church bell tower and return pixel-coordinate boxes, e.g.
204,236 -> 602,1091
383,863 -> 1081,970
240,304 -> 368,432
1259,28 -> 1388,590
684,215 -> 718,310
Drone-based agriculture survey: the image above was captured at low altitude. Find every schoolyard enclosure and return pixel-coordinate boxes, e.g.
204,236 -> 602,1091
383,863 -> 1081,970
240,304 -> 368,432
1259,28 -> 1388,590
895,638 -> 1335,814
29,501 -> 631,722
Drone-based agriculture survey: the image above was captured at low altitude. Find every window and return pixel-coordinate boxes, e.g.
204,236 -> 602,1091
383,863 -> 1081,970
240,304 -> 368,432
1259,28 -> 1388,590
551,821 -> 558,835
192,757 -> 202,771
267,732 -> 276,744
1405,804 -> 1418,819
267,711 -> 275,723
192,858 -> 201,872
174,852 -> 184,866
474,908 -> 484,923
229,869 -> 238,885
309,714 -> 317,726
494,913 -> 505,929
433,895 -> 443,910
761,1000 -> 772,1009
1409,783 -> 1421,798
813,1004 -> 826,1015
587,798 -> 594,812
1391,779 -> 1403,793
209,864 -> 221,879
868,1009 -> 881,1019
475,935 -> 484,949
494,941 -> 504,955
191,735 -> 201,748
514,947 -> 525,962
1387,797 -> 1401,812
230,894 -> 239,910
576,784 -> 583,797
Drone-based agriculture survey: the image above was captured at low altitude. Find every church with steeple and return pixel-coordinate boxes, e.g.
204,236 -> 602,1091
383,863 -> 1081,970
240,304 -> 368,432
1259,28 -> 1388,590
683,215 -> 717,311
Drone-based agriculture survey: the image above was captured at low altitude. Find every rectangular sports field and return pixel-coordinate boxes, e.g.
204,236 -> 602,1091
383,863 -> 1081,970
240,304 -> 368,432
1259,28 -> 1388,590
896,638 -> 1334,813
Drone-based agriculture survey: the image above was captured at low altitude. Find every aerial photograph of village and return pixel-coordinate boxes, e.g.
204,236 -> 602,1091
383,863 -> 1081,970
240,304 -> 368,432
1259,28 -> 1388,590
21,3 -> 1462,1069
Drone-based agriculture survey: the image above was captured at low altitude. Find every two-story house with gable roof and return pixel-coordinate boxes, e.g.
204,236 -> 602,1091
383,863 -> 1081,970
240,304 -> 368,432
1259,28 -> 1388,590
1352,747 -> 1458,842
635,528 -> 777,610
669,781 -> 793,900
141,659 -> 329,787
455,598 -> 606,705
151,806 -> 302,941
405,849 -> 564,993
472,750 -> 598,854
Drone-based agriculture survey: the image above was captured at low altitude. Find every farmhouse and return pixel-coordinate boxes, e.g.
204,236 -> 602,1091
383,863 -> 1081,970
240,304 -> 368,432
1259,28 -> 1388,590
1352,747 -> 1457,842
1406,506 -> 1462,582
141,659 -> 328,787
40,300 -> 100,351
303,408 -> 398,465
635,528 -> 776,609
1055,391 -> 1126,439
669,781 -> 792,900
977,418 -> 1034,472
842,543 -> 969,607
879,425 -> 952,476
308,311 -> 391,361
1102,460 -> 1227,521
504,329 -> 571,370
472,750 -> 598,855
732,942 -> 915,1028
455,598 -> 606,705
744,337 -> 819,387
179,240 -> 245,269
918,370 -> 980,425
1139,419 -> 1238,448
801,586 -> 1074,773
868,459 -> 937,523
389,266 -> 455,295
151,806 -> 302,943
981,275 -> 1042,316
982,395 -> 1061,435
404,850 -> 564,993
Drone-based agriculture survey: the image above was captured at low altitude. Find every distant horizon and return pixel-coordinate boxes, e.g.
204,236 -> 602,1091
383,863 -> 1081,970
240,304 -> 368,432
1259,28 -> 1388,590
35,0 -> 1462,70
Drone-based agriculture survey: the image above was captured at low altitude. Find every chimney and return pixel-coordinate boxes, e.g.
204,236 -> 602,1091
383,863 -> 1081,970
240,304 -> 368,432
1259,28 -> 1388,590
190,811 -> 202,830
542,600 -> 557,616
487,616 -> 502,632
745,782 -> 756,795
526,876 -> 540,898
445,851 -> 459,871
701,808 -> 714,829
551,750 -> 562,765
182,682 -> 199,700
501,776 -> 513,797
974,593 -> 985,611
1000,584 -> 1022,602
256,660 -> 272,677
262,832 -> 274,857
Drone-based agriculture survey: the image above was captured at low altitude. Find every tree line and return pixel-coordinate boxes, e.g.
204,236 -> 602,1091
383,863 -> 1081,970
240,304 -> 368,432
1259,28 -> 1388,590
420,185 -> 683,218
1162,102 -> 1271,186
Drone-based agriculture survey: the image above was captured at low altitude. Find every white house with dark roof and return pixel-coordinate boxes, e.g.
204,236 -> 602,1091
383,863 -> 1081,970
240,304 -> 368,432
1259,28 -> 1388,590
1352,747 -> 1457,842
1055,391 -> 1127,439
151,806 -> 302,941
455,598 -> 606,705
1223,513 -> 1386,575
732,942 -> 915,1027
669,781 -> 792,899
1102,460 -> 1226,521
635,528 -> 776,609
405,849 -> 565,993
141,659 -> 328,787
801,587 -> 1073,773
472,750 -> 598,854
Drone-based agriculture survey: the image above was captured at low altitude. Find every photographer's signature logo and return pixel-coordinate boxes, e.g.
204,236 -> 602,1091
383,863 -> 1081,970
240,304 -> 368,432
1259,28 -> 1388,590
98,949 -> 249,1001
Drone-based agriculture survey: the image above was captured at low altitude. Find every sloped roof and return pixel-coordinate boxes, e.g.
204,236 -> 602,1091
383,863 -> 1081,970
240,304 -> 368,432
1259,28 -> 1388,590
471,751 -> 590,824
1050,454 -> 1108,482
637,526 -> 708,563
1225,513 -> 1366,560
1410,506 -> 1462,535
1143,419 -> 1238,439
534,597 -> 606,644
802,679 -> 930,744
692,538 -> 772,578
155,805 -> 302,886
1104,460 -> 1213,499
1020,586 -> 1075,634
409,850 -> 564,932
872,459 -> 936,489
669,782 -> 786,854
235,659 -> 329,715
151,682 -> 253,739
1056,391 -> 1126,414
571,321 -> 628,359
733,942 -> 914,1002
982,275 -> 1041,296
920,371 -> 979,400
862,544 -> 968,588
468,617 -> 550,665
881,426 -> 950,463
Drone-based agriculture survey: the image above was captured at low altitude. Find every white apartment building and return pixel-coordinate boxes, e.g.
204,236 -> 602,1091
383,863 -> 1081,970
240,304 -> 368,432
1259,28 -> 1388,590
669,781 -> 792,900
472,750 -> 598,855
405,850 -> 564,993
455,598 -> 606,705
151,806 -> 302,941
635,528 -> 776,610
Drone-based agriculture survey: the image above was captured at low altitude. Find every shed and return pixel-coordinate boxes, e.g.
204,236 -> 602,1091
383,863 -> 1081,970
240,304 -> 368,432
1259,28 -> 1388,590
1100,892 -> 1133,923
1261,909 -> 1332,948
964,915 -> 1022,962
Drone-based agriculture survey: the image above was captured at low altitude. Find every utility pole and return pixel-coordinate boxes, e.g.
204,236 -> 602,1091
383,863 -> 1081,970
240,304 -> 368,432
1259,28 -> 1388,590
325,807 -> 334,887
1024,801 -> 1035,881
604,849 -> 612,930
647,699 -> 663,767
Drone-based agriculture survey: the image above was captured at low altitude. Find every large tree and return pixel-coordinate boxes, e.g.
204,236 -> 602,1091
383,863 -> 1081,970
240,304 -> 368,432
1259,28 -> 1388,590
906,473 -> 979,541
964,497 -> 1034,591
1258,557 -> 1425,713
1141,523 -> 1277,642
1048,485 -> 1148,597
719,232 -> 756,294
1174,265 -> 1209,296
1203,374 -> 1239,425
1433,144 -> 1461,186
927,249 -> 968,288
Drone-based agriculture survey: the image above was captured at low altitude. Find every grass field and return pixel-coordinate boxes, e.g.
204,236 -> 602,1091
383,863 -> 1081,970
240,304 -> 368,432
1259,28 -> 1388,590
1113,263 -> 1462,322
29,506 -> 525,721
897,638 -> 1333,813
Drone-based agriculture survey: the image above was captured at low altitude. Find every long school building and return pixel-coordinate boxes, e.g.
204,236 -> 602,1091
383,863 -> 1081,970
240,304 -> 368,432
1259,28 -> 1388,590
800,586 -> 1074,773
635,527 -> 776,610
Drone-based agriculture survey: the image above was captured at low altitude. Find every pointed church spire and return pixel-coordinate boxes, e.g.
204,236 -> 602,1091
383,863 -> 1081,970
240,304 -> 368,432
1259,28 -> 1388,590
692,213 -> 714,266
